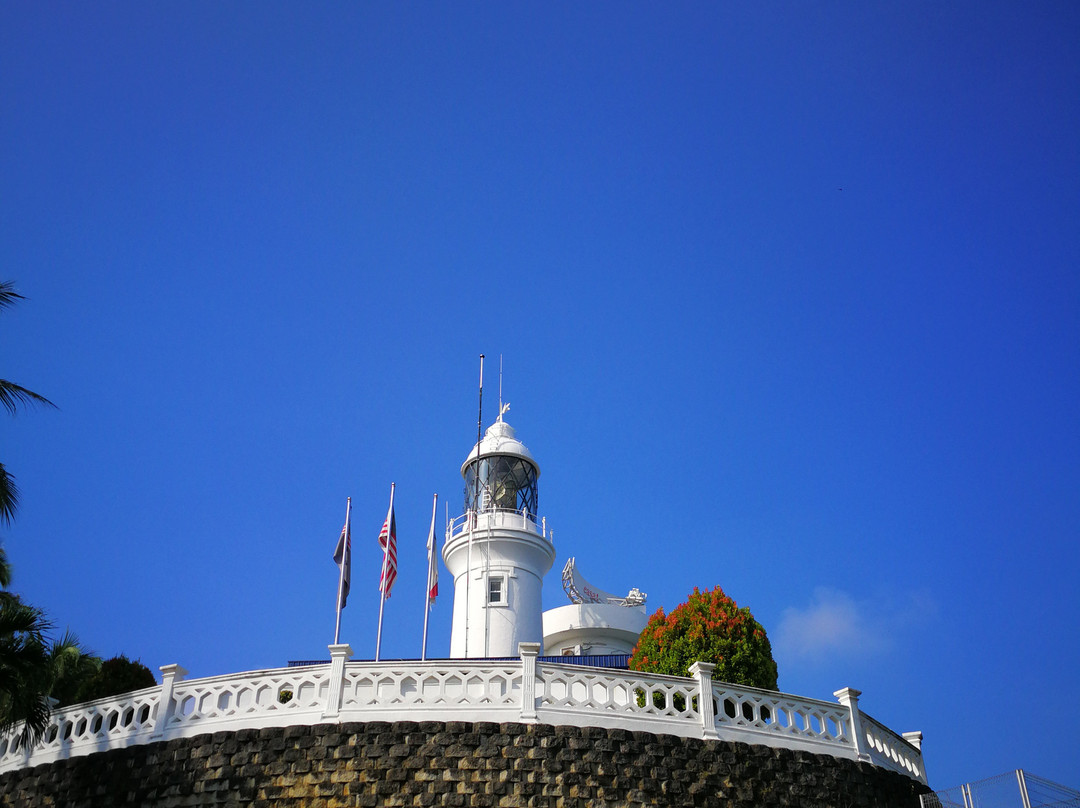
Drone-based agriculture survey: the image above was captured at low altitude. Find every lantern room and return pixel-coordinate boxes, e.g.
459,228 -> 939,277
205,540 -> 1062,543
460,418 -> 539,520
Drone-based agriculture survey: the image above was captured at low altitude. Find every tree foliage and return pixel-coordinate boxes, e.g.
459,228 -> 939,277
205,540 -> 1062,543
47,631 -> 102,708
0,280 -> 56,527
73,656 -> 156,704
629,585 -> 779,690
0,596 -> 52,745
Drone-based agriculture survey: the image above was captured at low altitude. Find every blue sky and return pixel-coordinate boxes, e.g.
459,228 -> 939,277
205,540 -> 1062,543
2,2 -> 1078,792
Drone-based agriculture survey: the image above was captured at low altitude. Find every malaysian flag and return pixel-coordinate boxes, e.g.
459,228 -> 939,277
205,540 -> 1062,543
378,497 -> 397,597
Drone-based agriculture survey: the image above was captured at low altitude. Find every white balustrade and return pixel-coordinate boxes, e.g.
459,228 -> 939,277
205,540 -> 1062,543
160,665 -> 333,736
0,684 -> 160,769
860,712 -> 925,781
535,661 -> 701,737
710,682 -> 854,753
0,649 -> 925,785
339,661 -> 523,723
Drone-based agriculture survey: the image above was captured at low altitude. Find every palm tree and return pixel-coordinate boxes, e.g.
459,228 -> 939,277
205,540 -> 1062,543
47,630 -> 101,708
0,596 -> 51,747
0,550 -> 100,746
0,280 -> 56,526
0,548 -> 48,745
0,284 -> 102,745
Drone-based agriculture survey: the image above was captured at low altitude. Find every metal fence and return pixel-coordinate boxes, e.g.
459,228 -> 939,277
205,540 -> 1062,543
921,770 -> 1080,808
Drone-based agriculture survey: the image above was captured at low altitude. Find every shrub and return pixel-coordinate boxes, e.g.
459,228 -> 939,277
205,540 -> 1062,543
629,585 -> 778,690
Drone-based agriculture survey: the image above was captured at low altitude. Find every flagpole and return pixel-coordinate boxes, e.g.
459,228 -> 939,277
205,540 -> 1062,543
466,354 -> 483,659
333,497 -> 351,645
421,492 -> 438,661
375,483 -> 395,662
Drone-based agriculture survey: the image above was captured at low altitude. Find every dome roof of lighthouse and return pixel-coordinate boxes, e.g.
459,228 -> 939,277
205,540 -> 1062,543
460,418 -> 540,477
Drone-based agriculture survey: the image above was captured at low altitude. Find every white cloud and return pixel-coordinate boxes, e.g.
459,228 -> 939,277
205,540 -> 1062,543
774,587 -> 934,665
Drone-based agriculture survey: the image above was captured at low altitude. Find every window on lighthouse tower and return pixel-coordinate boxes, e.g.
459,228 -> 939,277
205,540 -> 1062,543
487,574 -> 507,606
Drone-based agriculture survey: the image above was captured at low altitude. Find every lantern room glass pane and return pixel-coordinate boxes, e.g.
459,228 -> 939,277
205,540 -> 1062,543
463,456 -> 538,517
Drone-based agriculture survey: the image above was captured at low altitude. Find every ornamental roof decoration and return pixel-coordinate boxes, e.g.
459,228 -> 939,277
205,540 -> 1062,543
561,557 -> 647,607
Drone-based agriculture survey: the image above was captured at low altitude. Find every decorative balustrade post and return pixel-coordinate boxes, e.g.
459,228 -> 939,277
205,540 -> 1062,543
902,731 -> 923,751
323,644 -> 353,719
834,687 -> 870,762
688,662 -> 719,740
152,664 -> 188,739
519,642 -> 541,722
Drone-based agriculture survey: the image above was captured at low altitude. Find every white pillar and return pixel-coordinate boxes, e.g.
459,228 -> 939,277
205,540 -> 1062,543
152,663 -> 188,739
834,687 -> 870,762
323,643 -> 353,719
519,642 -> 540,722
688,661 -> 719,740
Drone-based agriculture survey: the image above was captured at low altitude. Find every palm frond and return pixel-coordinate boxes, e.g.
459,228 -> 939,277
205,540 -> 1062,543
0,546 -> 10,589
0,465 -> 19,528
0,380 -> 55,415
0,600 -> 53,746
0,600 -> 49,640
47,631 -> 101,707
0,282 -> 25,312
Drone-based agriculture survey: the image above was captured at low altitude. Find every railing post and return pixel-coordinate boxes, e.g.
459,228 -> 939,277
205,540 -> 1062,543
962,783 -> 974,808
688,662 -> 719,740
519,642 -> 541,722
152,663 -> 188,739
323,643 -> 353,719
834,687 -> 870,762
1016,769 -> 1032,808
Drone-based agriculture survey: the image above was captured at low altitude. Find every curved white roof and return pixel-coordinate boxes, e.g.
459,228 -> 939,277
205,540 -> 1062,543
460,419 -> 540,477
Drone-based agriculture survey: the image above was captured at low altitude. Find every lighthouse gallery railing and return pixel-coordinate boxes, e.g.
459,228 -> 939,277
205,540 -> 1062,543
446,507 -> 548,540
0,644 -> 925,784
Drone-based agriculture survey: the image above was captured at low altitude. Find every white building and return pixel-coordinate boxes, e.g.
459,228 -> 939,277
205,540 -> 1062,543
542,557 -> 647,657
443,410 -> 647,659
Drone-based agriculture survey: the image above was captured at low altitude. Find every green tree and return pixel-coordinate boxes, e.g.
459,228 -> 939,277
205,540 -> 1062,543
0,281 -> 56,526
73,655 -> 156,703
629,585 -> 779,690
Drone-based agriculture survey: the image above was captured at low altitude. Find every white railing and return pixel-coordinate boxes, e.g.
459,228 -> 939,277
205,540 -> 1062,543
161,663 -> 334,736
0,644 -> 925,784
446,509 -> 547,541
710,680 -> 854,753
861,711 -> 925,782
0,683 -> 161,763
339,661 -> 523,722
536,661 -> 701,738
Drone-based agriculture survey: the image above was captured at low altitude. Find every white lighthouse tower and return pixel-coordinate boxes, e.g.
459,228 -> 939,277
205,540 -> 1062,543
442,409 -> 555,658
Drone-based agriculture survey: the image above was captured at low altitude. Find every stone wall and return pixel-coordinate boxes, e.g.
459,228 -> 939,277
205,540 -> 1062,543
0,720 -> 931,807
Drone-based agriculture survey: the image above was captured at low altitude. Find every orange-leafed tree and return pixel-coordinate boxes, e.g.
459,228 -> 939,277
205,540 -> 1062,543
629,585 -> 778,690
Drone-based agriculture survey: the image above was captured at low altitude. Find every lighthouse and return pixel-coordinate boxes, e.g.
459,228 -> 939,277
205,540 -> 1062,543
442,408 -> 555,658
